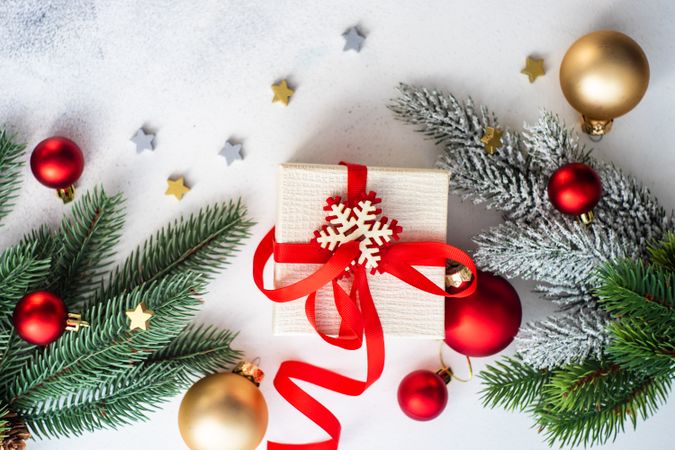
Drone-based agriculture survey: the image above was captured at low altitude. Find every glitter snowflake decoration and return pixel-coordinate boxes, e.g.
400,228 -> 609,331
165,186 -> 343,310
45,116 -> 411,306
314,192 -> 402,271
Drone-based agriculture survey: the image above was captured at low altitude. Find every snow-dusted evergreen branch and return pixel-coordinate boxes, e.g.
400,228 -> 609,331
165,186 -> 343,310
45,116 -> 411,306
474,219 -> 631,308
390,83 -> 546,224
516,306 -> 611,369
391,83 -> 673,367
595,163 -> 673,254
523,111 -> 592,173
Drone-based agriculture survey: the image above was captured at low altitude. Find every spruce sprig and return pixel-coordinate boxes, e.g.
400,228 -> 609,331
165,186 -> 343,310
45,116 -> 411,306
49,187 -> 126,307
479,355 -> 550,411
96,200 -> 253,304
0,129 -> 252,443
535,372 -> 671,447
0,130 -> 25,223
7,273 -> 205,410
22,364 -> 187,439
146,323 -> 242,380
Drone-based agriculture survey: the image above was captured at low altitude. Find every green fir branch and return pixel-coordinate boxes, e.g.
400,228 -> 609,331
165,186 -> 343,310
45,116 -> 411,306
146,323 -> 241,379
0,130 -> 25,224
0,402 -> 10,443
49,187 -> 125,307
6,273 -> 204,410
597,259 -> 674,322
535,371 -> 672,447
649,232 -> 675,272
480,356 -> 550,411
607,318 -> 674,375
22,364 -> 186,439
541,360 -> 624,413
95,200 -> 253,304
0,332 -> 36,390
0,240 -> 52,320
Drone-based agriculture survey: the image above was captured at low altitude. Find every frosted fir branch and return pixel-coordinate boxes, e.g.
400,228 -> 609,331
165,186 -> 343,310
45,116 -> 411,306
474,219 -> 630,296
522,111 -> 592,173
516,307 -> 611,369
390,84 -> 548,223
392,84 -> 674,367
534,282 -> 595,309
595,163 -> 674,256
389,82 -> 502,147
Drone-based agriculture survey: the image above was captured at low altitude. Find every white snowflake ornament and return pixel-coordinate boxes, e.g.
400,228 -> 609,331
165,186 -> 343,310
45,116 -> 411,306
314,192 -> 402,272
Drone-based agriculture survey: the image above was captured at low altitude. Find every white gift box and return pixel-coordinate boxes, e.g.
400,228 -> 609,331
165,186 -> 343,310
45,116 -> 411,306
273,163 -> 449,338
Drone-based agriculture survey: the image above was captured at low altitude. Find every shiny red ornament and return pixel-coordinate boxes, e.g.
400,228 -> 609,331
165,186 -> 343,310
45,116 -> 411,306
445,271 -> 522,357
30,136 -> 84,189
547,163 -> 602,216
13,291 -> 68,345
397,369 -> 448,421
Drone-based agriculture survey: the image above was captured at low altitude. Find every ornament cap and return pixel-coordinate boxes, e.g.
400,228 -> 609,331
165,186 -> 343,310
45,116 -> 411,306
435,367 -> 453,385
445,263 -> 473,289
57,185 -> 76,203
581,116 -> 613,136
233,361 -> 265,386
66,312 -> 89,332
579,210 -> 595,225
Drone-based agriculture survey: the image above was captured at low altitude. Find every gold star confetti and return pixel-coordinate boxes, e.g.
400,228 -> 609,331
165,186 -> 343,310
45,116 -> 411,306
271,79 -> 294,105
480,127 -> 504,155
125,302 -> 154,331
521,56 -> 545,83
165,176 -> 190,200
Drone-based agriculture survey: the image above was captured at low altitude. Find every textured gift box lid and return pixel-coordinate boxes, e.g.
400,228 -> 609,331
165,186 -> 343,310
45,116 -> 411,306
273,163 -> 449,338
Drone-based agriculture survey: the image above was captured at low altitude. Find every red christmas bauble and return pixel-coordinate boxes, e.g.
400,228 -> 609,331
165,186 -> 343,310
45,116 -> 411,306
13,291 -> 68,345
547,162 -> 602,216
30,136 -> 85,189
397,370 -> 448,421
445,271 -> 522,357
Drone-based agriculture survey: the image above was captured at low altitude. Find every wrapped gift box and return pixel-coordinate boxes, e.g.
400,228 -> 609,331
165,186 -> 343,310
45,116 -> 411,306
273,163 -> 449,338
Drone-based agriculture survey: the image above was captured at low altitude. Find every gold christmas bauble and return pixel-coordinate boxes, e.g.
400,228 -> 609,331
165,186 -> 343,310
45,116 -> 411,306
559,30 -> 649,135
178,363 -> 268,450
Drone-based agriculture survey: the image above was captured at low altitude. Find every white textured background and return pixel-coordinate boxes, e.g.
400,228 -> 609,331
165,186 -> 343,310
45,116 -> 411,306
1,1 -> 673,449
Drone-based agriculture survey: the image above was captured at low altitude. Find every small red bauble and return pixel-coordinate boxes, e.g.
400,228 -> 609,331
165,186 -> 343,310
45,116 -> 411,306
547,163 -> 602,216
445,271 -> 522,357
30,136 -> 84,189
397,369 -> 448,421
13,291 -> 68,345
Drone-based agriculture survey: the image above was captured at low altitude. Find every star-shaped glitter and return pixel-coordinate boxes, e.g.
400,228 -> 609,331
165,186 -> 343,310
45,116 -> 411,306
165,176 -> 190,200
219,141 -> 243,165
480,127 -> 504,155
521,56 -> 545,83
125,302 -> 154,331
342,26 -> 365,52
272,79 -> 294,105
131,128 -> 155,153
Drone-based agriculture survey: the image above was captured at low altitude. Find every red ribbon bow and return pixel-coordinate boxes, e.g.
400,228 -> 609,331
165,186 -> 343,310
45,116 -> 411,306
253,162 -> 477,449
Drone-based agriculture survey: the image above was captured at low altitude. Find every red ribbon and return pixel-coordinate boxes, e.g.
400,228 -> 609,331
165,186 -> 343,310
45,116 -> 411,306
253,162 -> 477,449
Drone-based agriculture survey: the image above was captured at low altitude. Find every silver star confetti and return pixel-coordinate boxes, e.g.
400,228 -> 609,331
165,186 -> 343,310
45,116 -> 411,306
131,128 -> 155,153
219,140 -> 243,165
342,26 -> 365,52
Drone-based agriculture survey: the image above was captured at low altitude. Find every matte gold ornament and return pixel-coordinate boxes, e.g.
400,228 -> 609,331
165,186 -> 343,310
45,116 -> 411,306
559,30 -> 649,136
178,362 -> 268,450
480,127 -> 503,155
